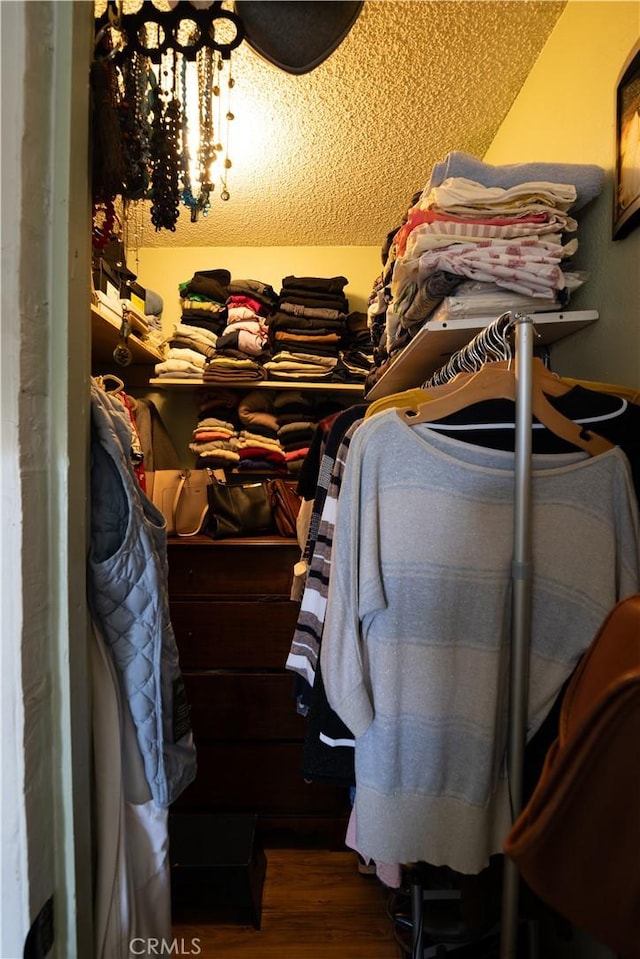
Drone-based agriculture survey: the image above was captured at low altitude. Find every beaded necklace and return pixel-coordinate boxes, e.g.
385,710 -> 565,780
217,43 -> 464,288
196,47 -> 216,217
149,51 -> 181,232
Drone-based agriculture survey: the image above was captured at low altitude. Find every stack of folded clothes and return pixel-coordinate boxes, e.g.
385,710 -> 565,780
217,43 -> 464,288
264,275 -> 350,382
203,277 -> 278,383
189,389 -> 241,469
156,270 -> 373,385
366,153 -> 604,390
273,389 -> 344,473
234,389 -> 286,473
237,389 -> 280,435
227,278 -> 279,317
154,323 -> 218,378
272,389 -> 316,426
277,420 -> 317,475
154,345 -> 208,379
333,310 -> 374,384
202,355 -> 268,383
271,390 -> 320,476
232,429 -> 287,473
178,269 -> 230,338
271,391 -> 349,475
155,269 -> 230,379
216,278 -> 277,359
187,387 -> 350,476
390,177 -> 584,329
189,417 -> 240,468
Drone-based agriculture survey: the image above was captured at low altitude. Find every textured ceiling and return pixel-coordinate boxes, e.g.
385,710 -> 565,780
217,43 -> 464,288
129,1 -> 567,248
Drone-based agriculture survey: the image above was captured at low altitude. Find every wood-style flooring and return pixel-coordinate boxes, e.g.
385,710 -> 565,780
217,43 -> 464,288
172,847 -> 403,959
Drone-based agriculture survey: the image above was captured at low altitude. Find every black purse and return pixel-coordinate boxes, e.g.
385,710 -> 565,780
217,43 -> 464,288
203,475 -> 275,539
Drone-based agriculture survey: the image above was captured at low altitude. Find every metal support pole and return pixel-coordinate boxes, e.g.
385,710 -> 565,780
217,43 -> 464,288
500,315 -> 534,959
410,869 -> 424,959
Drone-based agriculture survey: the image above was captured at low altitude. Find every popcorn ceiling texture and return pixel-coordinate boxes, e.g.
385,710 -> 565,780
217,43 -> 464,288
136,1 -> 566,249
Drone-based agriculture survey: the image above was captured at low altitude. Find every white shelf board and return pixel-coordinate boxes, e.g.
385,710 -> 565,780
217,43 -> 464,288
91,304 -> 164,366
147,378 -> 366,394
365,310 -> 598,402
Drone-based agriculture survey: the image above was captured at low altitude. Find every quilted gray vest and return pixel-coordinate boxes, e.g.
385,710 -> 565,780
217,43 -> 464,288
89,383 -> 197,807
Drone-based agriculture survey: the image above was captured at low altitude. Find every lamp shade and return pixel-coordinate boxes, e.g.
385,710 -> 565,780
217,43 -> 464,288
234,1 -> 364,75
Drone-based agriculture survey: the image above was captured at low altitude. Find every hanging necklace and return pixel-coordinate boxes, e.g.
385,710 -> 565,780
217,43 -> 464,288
220,54 -> 235,202
119,50 -> 151,200
179,54 -> 199,220
196,46 -> 216,217
149,49 -> 181,231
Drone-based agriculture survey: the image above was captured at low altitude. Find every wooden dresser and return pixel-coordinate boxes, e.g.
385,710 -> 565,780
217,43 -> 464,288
167,534 -> 350,847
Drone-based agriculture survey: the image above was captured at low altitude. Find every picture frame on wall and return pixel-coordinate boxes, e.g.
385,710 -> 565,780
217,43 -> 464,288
613,39 -> 640,240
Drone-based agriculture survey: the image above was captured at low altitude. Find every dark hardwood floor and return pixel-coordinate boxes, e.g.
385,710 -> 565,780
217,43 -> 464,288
172,846 -> 402,958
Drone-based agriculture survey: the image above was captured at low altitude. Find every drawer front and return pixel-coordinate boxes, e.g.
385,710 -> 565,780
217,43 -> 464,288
175,741 -> 347,815
185,672 -> 305,741
168,539 -> 300,597
171,600 -> 299,669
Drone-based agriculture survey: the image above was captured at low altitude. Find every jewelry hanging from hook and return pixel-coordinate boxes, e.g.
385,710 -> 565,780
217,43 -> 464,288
92,0 -> 242,233
220,54 -> 235,202
149,47 -> 182,231
196,45 -> 217,216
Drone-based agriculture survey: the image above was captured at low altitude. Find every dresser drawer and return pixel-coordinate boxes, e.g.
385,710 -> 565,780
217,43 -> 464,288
168,537 -> 300,597
166,534 -> 347,832
185,672 -> 305,741
175,742 -> 347,815
171,600 -> 299,669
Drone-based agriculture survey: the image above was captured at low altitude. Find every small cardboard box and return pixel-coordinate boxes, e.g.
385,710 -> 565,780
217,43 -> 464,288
123,279 -> 146,314
92,260 -> 122,305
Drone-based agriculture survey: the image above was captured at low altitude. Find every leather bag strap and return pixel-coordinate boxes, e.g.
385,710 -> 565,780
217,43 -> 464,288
173,469 -> 210,537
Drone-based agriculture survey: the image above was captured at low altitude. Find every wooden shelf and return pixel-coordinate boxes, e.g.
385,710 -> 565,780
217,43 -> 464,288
148,378 -> 365,394
91,304 -> 164,367
167,534 -> 298,547
365,310 -> 599,401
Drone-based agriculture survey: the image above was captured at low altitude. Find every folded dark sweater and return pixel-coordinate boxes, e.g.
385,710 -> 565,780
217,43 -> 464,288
281,274 -> 348,294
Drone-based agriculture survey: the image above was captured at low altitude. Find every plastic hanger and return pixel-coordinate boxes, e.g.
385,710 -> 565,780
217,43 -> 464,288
98,373 -> 125,394
398,360 -> 615,457
424,311 -> 515,388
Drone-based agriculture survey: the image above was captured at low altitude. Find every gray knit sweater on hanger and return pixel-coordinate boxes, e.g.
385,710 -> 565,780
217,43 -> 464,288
321,409 -> 640,875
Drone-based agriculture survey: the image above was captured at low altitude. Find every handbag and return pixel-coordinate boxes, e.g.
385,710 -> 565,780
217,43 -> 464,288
268,478 -> 302,537
504,595 -> 640,958
147,469 -> 210,536
203,474 -> 275,539
173,469 -> 212,536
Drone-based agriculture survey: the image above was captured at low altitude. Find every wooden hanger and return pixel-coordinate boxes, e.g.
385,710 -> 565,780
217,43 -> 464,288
398,359 -> 615,456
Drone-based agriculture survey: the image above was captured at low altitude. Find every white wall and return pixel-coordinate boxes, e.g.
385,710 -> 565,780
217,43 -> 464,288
485,4 -> 640,957
484,0 -> 640,387
1,4 -> 31,952
0,3 -> 93,957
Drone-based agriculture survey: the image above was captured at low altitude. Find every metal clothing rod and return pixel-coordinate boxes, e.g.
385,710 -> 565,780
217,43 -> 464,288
500,314 -> 534,959
409,312 -> 536,958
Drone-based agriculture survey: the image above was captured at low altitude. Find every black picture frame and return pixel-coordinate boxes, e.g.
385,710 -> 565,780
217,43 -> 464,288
613,39 -> 640,240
